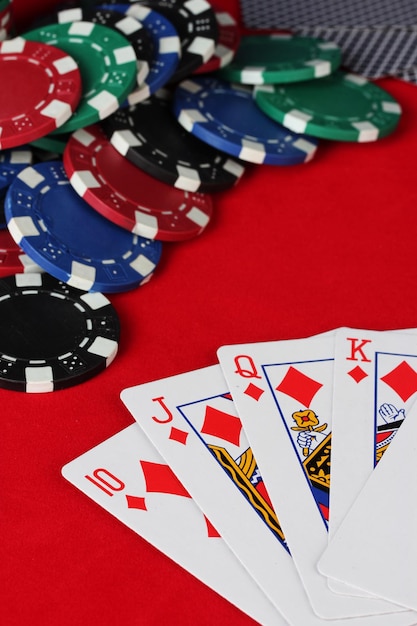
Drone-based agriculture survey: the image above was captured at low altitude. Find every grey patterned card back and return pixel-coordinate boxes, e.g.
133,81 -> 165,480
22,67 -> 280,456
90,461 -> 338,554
240,0 -> 417,29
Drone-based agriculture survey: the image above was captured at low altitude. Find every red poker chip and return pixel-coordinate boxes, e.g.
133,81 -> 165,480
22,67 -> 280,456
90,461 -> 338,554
0,227 -> 42,276
193,10 -> 241,75
63,124 -> 214,242
0,38 -> 82,149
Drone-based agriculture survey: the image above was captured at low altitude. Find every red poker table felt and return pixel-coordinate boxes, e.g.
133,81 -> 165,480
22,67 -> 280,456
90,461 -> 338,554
4,1 -> 417,624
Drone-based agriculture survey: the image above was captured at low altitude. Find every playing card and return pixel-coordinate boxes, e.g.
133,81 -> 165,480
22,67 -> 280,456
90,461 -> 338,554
121,363 -> 417,626
239,1 -> 417,81
239,0 -> 417,28
318,399 -> 417,611
62,424 -> 283,626
294,26 -> 417,78
392,65 -> 417,86
217,334 -> 413,619
321,327 -> 417,597
329,328 -> 417,554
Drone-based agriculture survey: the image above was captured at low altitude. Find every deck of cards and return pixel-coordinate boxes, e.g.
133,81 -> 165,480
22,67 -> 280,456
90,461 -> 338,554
62,328 -> 417,625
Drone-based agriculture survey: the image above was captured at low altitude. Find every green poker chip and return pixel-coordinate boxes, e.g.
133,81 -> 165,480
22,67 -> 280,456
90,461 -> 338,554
24,21 -> 138,134
218,34 -> 341,85
31,133 -> 70,155
254,71 -> 402,142
0,1 -> 10,12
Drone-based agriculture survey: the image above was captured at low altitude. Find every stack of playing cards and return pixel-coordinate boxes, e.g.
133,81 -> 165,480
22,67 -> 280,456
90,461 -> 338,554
62,328 -> 417,625
239,0 -> 417,84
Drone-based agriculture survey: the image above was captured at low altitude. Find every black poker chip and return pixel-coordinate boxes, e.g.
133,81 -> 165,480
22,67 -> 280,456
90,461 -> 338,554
100,0 -> 219,82
81,7 -> 155,81
0,273 -> 120,393
0,193 -> 6,227
101,93 -> 245,192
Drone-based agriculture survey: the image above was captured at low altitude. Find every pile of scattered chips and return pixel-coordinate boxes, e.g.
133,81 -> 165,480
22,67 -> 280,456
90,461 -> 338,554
0,1 -> 403,392
216,33 -> 402,143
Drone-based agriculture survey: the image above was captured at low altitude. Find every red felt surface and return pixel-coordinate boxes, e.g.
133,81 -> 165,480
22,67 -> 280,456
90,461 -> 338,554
4,2 -> 417,625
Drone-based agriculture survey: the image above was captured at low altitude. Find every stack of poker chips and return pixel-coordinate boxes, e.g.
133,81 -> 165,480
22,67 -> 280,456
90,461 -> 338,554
0,1 -> 402,392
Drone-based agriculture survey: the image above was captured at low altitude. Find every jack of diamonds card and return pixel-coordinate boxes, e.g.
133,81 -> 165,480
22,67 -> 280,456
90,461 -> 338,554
121,365 -> 315,625
217,334 -> 409,620
62,423 -> 283,626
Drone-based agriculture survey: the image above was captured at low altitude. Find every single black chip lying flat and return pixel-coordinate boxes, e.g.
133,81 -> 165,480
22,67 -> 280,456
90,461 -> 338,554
0,273 -> 120,392
101,94 -> 245,192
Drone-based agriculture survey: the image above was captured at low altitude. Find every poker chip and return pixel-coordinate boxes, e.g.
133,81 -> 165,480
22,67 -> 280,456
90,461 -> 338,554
0,272 -> 120,392
193,10 -> 240,74
0,147 -> 33,196
0,38 -> 82,149
63,125 -> 214,241
50,6 -> 155,86
101,94 -> 245,192
173,77 -> 319,165
219,34 -> 341,84
133,0 -> 218,82
0,195 -> 5,227
5,161 -> 162,292
0,146 -> 34,227
254,71 -> 403,142
23,21 -> 138,134
0,228 -> 43,275
101,3 -> 181,106
30,133 -> 71,155
30,146 -> 62,163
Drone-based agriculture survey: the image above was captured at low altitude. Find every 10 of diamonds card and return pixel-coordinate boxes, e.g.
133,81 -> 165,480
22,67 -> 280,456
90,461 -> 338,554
61,422 -> 281,626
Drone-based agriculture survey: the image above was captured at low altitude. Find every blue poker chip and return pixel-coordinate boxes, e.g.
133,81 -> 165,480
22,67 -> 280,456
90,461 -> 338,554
0,147 -> 34,228
0,147 -> 33,194
173,77 -> 319,165
5,161 -> 162,293
100,3 -> 181,105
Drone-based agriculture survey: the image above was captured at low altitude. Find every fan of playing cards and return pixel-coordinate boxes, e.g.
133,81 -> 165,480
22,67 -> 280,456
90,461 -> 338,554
62,328 -> 417,626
